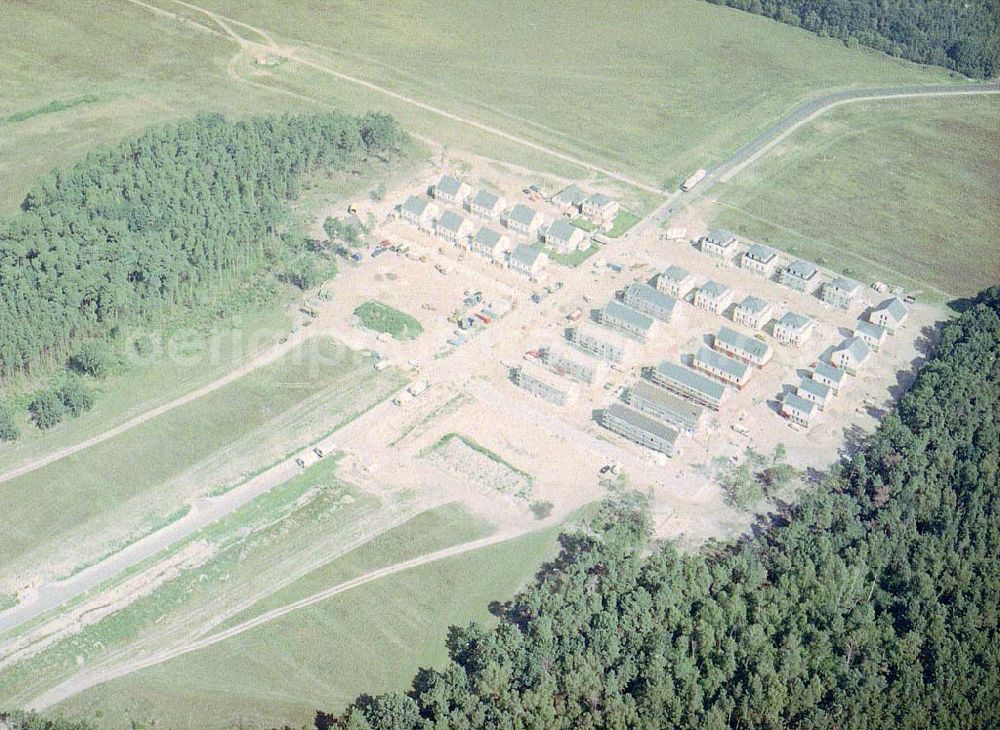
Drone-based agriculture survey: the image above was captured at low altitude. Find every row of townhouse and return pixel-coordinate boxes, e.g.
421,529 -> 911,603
601,402 -> 681,458
699,229 -> 877,311
400,193 -> 553,280
658,264 -> 819,349
514,361 -> 579,406
782,360 -> 846,427
779,303 -> 907,427
433,175 -> 550,242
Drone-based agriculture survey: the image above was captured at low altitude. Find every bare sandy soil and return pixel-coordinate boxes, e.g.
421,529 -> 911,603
2,149 -> 942,712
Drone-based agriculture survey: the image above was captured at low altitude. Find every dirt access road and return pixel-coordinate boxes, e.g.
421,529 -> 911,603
27,530 -> 522,710
3,0 -> 995,645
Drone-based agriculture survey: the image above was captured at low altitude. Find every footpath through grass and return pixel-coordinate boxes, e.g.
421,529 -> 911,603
196,0 -> 953,187
354,301 -> 424,340
0,337 -> 404,582
55,512 -> 564,730
712,96 -> 1000,300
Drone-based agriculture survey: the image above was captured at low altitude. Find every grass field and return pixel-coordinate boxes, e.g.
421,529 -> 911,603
0,337 -> 405,585
712,97 -> 1000,299
194,0 -> 953,187
53,513 -> 563,729
0,301 -> 291,474
1,0 -> 955,216
354,301 -> 424,340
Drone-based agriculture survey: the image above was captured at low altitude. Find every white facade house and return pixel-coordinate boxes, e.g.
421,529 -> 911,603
741,244 -> 778,276
830,336 -> 872,375
435,210 -> 473,244
542,341 -> 607,384
468,189 -> 506,219
514,362 -> 578,406
782,392 -> 816,427
693,345 -> 751,388
822,277 -> 862,309
854,319 -> 888,351
701,229 -> 737,261
601,402 -> 681,457
433,174 -> 472,205
508,244 -> 548,278
773,311 -> 814,347
713,326 -> 773,368
399,196 -> 439,231
797,377 -> 833,410
869,298 -> 909,333
813,361 -> 846,394
505,203 -> 543,237
650,360 -> 728,411
471,227 -> 510,261
623,282 -> 676,322
599,300 -> 656,342
781,260 -> 819,292
657,265 -> 697,299
551,184 -> 585,211
582,193 -> 620,227
694,280 -> 734,315
543,218 -> 588,253
570,322 -> 631,363
732,295 -> 774,330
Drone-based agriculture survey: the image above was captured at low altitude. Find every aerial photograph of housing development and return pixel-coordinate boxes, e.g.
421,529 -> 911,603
0,1 -> 997,728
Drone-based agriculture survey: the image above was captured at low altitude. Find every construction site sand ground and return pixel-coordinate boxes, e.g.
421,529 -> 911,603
0,150 -> 942,715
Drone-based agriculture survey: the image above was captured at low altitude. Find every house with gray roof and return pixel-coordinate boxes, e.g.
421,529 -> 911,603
649,360 -> 728,410
782,392 -> 816,427
471,226 -> 510,261
701,229 -> 737,261
693,345 -> 751,388
854,319 -> 887,351
732,295 -> 774,330
468,189 -> 506,219
780,260 -> 819,292
797,376 -> 832,410
399,195 -> 439,231
741,243 -> 778,276
552,184 -> 585,211
623,282 -> 676,322
570,322 -> 632,363
601,402 -> 681,457
830,336 -> 871,374
433,174 -> 472,205
627,380 -> 706,433
694,280 -> 734,314
657,265 -> 697,300
713,326 -> 773,367
508,244 -> 548,278
582,193 -> 620,227
505,203 -> 543,237
773,311 -> 814,347
515,362 -> 578,406
868,297 -> 908,333
813,361 -> 846,394
823,277 -> 862,309
543,217 -> 588,253
435,210 -> 473,244
599,300 -> 656,342
542,341 -> 607,384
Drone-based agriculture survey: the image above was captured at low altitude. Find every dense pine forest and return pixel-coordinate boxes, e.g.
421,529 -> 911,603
705,0 -> 1000,78
0,111 -> 404,380
325,288 -> 1000,728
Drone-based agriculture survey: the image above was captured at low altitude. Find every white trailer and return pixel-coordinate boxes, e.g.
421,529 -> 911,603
680,169 -> 707,192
